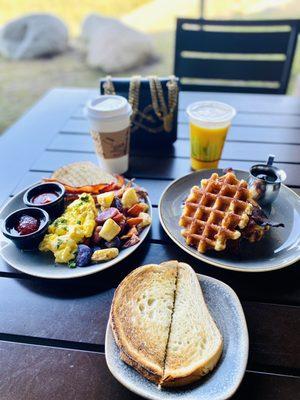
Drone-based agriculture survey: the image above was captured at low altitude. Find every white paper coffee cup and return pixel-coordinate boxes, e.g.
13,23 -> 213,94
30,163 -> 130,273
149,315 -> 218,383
86,95 -> 132,174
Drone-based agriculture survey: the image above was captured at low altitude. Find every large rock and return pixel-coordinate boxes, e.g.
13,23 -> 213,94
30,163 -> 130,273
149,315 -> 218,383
81,14 -> 156,73
0,13 -> 68,59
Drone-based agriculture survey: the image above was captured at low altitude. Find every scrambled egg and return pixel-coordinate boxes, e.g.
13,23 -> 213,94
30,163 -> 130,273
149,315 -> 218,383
39,193 -> 97,263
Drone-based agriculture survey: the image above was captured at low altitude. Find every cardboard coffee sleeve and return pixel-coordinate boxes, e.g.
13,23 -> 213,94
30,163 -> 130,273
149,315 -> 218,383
91,127 -> 130,159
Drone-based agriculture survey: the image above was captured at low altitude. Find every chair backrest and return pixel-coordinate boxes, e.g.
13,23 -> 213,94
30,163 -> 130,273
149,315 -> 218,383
174,18 -> 300,94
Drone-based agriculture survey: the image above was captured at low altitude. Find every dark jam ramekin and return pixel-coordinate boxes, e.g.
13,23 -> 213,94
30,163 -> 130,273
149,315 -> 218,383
23,182 -> 65,220
2,207 -> 50,250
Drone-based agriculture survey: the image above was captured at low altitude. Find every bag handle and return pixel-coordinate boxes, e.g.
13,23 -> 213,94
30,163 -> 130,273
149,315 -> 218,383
128,75 -> 142,119
148,76 -> 178,132
102,75 -> 178,133
103,75 -> 116,95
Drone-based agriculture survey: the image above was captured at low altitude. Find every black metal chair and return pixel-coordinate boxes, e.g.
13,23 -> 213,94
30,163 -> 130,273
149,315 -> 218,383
174,19 -> 300,94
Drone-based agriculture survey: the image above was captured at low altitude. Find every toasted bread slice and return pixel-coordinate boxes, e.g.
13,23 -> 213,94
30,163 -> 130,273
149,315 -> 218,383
111,262 -> 178,384
111,261 -> 223,387
161,262 -> 223,387
52,161 -> 117,186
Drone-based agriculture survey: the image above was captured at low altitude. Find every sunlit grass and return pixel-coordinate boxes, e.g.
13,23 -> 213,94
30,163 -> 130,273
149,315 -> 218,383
0,0 -> 150,35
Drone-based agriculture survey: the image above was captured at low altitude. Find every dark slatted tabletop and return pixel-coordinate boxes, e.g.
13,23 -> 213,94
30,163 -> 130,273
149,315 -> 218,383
0,88 -> 299,400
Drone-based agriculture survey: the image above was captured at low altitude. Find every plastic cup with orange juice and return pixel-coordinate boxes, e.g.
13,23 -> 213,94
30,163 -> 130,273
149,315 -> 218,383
186,101 -> 236,170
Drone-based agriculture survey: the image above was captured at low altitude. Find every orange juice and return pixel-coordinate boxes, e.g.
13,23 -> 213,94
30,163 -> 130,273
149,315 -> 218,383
186,101 -> 236,170
190,123 -> 229,170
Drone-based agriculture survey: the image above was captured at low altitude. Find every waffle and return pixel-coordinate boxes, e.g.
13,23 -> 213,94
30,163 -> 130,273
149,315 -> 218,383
179,172 -> 253,253
241,202 -> 270,243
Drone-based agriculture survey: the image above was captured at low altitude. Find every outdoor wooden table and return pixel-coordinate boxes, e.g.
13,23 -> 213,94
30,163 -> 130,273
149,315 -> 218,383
0,88 -> 299,400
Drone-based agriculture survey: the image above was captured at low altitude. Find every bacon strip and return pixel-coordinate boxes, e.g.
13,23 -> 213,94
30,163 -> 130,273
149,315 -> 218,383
43,175 -> 125,194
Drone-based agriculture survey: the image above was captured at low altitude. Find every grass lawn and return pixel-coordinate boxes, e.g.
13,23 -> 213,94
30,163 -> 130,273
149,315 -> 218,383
0,0 -> 150,35
0,31 -> 171,133
1,0 -> 300,133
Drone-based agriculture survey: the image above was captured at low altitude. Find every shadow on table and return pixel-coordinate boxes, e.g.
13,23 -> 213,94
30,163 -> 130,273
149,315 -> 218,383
14,239 -> 153,300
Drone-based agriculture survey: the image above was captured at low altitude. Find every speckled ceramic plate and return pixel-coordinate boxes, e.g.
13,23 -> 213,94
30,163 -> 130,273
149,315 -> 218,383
159,169 -> 300,272
0,182 -> 152,279
105,273 -> 248,400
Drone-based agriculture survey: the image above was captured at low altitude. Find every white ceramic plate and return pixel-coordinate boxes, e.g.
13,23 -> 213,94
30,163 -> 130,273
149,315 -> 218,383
159,169 -> 300,272
0,183 -> 152,279
105,273 -> 249,400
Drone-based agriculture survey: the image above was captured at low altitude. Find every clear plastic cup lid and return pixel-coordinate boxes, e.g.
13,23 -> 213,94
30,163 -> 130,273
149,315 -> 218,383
186,101 -> 236,127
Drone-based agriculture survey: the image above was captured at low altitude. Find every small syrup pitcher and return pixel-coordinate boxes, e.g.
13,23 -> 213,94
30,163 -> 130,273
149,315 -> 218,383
248,155 -> 286,206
